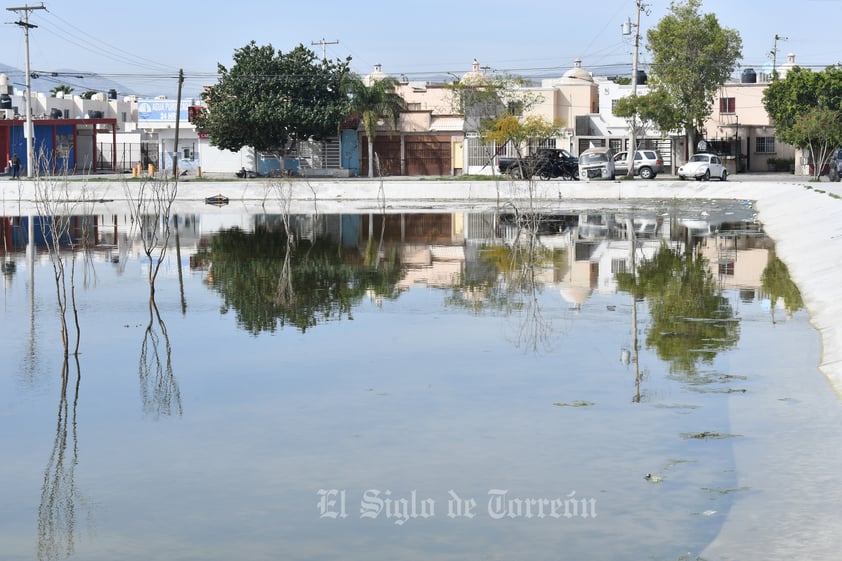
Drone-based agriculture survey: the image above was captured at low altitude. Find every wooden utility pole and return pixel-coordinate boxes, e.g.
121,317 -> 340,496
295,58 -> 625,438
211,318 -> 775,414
7,3 -> 46,178
623,1 -> 647,178
311,38 -> 339,60
172,69 -> 184,180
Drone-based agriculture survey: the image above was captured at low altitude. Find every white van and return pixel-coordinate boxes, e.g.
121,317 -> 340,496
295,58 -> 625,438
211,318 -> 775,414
578,147 -> 615,180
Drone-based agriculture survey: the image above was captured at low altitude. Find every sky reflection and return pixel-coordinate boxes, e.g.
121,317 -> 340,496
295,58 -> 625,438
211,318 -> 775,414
0,206 -> 833,561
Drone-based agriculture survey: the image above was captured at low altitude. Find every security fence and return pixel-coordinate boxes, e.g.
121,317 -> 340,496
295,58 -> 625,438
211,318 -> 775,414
96,142 -> 159,172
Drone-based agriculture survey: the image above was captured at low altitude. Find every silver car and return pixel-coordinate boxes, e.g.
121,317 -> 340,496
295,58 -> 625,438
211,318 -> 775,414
613,150 -> 663,179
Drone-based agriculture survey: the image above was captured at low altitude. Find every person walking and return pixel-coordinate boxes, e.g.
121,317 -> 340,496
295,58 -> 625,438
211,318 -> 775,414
10,154 -> 20,179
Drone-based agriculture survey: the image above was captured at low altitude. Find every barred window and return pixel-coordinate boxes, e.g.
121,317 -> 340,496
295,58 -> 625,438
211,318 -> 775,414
756,137 -> 776,153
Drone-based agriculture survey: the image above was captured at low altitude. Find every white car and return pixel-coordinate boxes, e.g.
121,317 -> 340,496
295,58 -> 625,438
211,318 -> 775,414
677,153 -> 727,181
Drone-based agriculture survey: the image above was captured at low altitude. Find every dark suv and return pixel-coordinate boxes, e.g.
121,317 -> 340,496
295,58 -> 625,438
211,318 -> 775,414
829,148 -> 842,182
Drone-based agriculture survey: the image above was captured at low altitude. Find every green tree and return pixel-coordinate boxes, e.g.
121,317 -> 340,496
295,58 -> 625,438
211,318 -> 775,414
196,41 -> 351,160
483,114 -> 563,167
613,90 -> 681,141
645,0 -> 742,154
80,90 -> 98,100
762,65 -> 842,177
446,69 -> 556,176
789,106 -> 842,179
346,75 -> 406,178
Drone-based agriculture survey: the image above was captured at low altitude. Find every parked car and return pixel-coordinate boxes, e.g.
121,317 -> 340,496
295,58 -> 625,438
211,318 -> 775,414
498,148 -> 578,179
828,148 -> 842,182
578,147 -> 615,180
677,153 -> 727,181
613,150 -> 663,179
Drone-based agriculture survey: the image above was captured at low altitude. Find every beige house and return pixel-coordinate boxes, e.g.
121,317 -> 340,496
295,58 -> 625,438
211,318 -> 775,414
703,77 -> 796,174
380,56 -> 802,177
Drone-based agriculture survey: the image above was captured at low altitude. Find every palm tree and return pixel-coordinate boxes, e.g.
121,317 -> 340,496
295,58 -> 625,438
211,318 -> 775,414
347,75 -> 406,178
50,84 -> 74,97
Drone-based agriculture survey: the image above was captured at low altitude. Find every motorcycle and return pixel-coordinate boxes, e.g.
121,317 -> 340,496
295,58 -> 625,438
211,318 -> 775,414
235,167 -> 260,179
538,159 -> 579,181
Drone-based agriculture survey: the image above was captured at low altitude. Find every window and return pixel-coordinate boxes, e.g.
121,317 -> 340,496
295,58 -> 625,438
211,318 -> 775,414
611,258 -> 628,275
756,137 -> 776,154
719,97 -> 735,114
406,102 -> 422,111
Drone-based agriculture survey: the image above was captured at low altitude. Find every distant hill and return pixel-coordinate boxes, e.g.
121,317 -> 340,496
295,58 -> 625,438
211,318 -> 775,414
0,63 -> 136,98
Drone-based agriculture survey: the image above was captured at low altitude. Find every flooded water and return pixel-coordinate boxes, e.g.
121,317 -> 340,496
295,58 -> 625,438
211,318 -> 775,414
0,201 -> 835,561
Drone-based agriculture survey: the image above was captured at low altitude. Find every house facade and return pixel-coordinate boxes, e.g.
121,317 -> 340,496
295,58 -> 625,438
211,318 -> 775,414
0,51 -> 806,179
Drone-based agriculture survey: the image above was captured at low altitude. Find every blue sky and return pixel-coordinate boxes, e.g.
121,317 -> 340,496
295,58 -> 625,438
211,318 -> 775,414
0,0 -> 839,98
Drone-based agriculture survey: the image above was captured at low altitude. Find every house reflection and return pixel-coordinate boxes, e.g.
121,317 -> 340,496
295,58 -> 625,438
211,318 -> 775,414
1,206 -> 794,317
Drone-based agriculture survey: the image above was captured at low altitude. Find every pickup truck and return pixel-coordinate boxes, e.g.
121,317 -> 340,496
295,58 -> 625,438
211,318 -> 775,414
497,148 -> 578,180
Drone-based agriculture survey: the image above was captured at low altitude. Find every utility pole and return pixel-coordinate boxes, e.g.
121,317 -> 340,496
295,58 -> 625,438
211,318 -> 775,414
770,34 -> 788,80
172,69 -> 184,180
623,1 -> 648,178
7,3 -> 46,178
311,38 -> 339,61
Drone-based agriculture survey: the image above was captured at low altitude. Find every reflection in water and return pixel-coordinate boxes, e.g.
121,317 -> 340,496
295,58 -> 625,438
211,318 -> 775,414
38,357 -> 87,561
761,255 -> 804,323
198,222 -> 402,333
0,202 -> 821,560
618,243 -> 740,376
124,176 -> 178,297
139,296 -> 182,418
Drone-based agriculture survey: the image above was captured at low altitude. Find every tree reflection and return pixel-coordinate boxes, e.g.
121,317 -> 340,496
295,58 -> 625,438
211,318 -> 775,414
38,357 -> 87,561
199,226 -> 402,333
447,217 -> 566,352
617,243 -> 740,375
139,296 -> 182,418
760,255 -> 804,322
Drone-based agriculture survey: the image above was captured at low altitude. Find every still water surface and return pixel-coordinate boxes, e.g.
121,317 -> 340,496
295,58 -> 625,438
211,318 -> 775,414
0,203 -> 834,560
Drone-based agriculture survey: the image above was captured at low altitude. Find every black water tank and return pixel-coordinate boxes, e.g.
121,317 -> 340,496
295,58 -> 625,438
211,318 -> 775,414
0,94 -> 11,109
88,110 -> 104,119
741,68 -> 757,83
108,88 -> 117,100
635,70 -> 647,85
50,108 -> 63,119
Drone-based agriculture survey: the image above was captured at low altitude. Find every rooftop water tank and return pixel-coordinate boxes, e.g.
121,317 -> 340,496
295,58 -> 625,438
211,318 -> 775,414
108,88 -> 117,100
0,94 -> 12,109
741,68 -> 757,83
50,108 -> 63,119
635,70 -> 647,85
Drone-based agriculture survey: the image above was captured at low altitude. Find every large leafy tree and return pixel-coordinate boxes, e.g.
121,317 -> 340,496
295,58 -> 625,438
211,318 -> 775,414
346,75 -> 406,178
645,0 -> 742,155
763,65 -> 842,177
196,41 -> 351,158
612,90 -> 681,141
